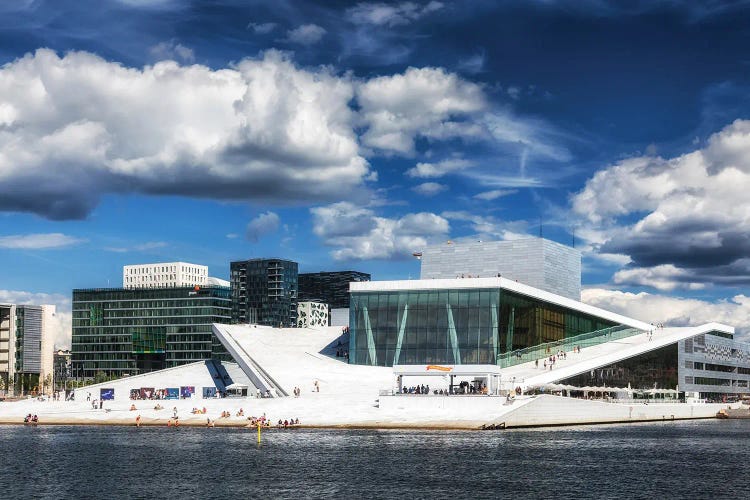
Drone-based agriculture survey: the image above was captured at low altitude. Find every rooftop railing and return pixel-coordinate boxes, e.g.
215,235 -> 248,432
496,324 -> 643,368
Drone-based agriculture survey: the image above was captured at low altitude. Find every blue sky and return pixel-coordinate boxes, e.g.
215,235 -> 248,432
2,0 -> 750,345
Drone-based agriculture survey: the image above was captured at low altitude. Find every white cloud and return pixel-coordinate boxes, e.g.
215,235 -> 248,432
582,288 -> 750,340
0,233 -> 84,249
247,22 -> 277,34
612,265 -> 706,291
0,49 -> 369,219
406,158 -> 472,178
358,66 -> 485,154
149,40 -> 194,62
311,201 -> 449,260
285,24 -> 326,45
412,182 -> 447,196
246,211 -> 280,242
474,189 -> 517,201
0,290 -> 71,349
571,119 -> 750,288
104,241 -> 167,253
348,1 -> 444,27
442,211 -> 529,241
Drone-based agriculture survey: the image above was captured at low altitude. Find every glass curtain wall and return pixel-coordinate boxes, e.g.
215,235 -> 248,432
350,288 -> 618,366
558,344 -> 679,389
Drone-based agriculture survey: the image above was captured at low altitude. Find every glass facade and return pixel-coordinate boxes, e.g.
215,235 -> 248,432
72,286 -> 232,379
349,288 -> 617,366
298,271 -> 370,309
230,259 -> 298,327
558,344 -> 679,389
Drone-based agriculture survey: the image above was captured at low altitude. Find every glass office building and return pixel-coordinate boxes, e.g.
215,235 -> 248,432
72,286 -> 231,379
298,271 -> 370,309
349,281 -> 620,367
230,259 -> 298,327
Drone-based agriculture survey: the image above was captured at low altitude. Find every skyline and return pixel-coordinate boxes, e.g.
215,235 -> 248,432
2,0 -> 750,347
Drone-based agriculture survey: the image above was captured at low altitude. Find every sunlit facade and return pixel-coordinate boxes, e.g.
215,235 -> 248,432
349,277 -> 645,367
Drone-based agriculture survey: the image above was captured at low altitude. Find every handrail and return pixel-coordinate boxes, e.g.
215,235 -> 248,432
496,324 -> 643,368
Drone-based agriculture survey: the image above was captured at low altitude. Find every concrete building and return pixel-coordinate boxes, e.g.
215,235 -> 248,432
230,258 -> 298,327
123,262 -> 208,290
419,238 -> 581,300
0,303 -> 55,396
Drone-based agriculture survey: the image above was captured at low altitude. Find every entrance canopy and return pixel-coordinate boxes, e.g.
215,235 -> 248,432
393,365 -> 502,395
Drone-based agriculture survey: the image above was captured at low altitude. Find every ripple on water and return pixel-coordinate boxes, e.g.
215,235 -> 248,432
0,420 -> 747,499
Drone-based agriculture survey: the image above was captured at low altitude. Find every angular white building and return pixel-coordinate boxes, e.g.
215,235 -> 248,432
123,262 -> 208,289
420,238 -> 581,300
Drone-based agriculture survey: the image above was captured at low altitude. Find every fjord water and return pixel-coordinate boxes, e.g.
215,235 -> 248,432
0,421 -> 746,499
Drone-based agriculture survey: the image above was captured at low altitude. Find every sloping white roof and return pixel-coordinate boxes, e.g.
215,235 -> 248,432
500,322 -> 734,389
350,277 -> 652,331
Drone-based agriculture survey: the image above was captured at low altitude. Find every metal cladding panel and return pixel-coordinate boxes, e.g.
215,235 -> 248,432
18,306 -> 43,373
420,238 -> 580,300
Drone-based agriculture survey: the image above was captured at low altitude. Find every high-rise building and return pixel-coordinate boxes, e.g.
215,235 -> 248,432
230,259 -> 298,327
71,285 -> 231,379
298,271 -> 370,309
123,262 -> 208,289
0,303 -> 55,396
419,238 -> 581,300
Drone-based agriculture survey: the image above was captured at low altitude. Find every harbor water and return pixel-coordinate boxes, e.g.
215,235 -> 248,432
0,420 -> 747,499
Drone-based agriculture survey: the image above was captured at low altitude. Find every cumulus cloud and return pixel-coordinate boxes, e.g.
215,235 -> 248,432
406,158 -> 472,178
247,22 -> 277,34
0,289 -> 71,349
246,211 -> 280,242
442,211 -> 529,241
149,40 -> 194,62
0,233 -> 84,249
348,1 -> 444,27
572,119 -> 750,289
474,189 -> 517,201
412,182 -> 447,196
0,49 -> 369,219
0,49 -> 566,221
311,201 -> 449,260
582,288 -> 750,340
358,67 -> 485,154
285,24 -> 326,45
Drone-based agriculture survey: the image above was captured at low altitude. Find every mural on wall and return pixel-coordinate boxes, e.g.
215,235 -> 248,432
297,301 -> 329,328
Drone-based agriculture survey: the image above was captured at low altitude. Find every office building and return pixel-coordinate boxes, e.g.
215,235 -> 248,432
71,285 -> 231,379
0,303 -> 55,396
420,238 -> 581,300
230,258 -> 298,327
123,262 -> 208,289
298,271 -> 370,308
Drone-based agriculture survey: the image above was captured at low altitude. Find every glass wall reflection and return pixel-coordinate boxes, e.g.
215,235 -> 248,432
350,288 -> 618,366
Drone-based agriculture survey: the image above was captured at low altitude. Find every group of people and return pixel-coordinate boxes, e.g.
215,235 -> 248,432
537,349 -> 570,371
23,414 -> 38,424
402,384 -> 430,394
276,418 -> 299,428
191,407 -> 208,414
292,387 -> 302,397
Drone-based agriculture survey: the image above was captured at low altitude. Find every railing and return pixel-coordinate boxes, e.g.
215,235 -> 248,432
496,324 -> 643,368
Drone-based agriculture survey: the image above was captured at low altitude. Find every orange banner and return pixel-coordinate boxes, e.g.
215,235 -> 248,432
426,365 -> 452,372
